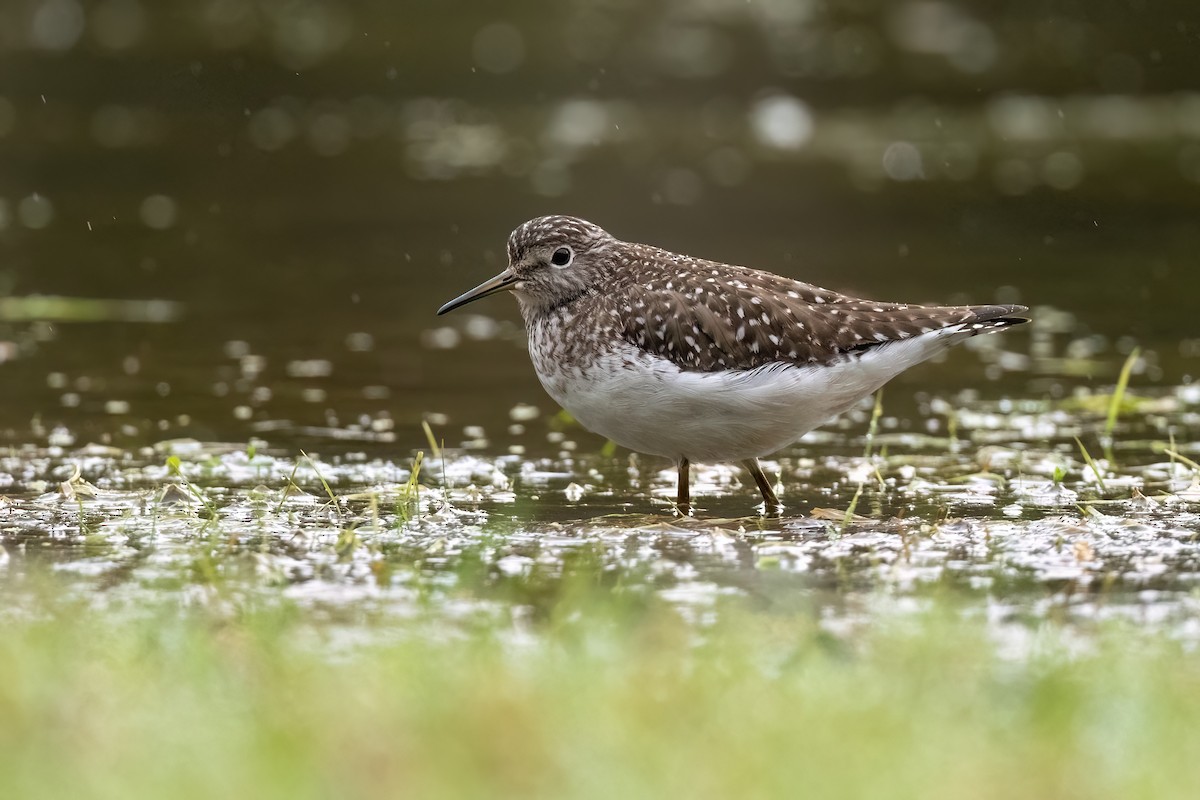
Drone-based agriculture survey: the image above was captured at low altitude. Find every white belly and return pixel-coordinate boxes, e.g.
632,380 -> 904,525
529,332 -> 960,463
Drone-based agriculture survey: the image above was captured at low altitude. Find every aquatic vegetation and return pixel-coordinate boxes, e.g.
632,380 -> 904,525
4,372 -> 1200,647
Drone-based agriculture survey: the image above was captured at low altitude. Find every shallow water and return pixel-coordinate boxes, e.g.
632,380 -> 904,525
3,1 -> 1200,641
4,373 -> 1200,645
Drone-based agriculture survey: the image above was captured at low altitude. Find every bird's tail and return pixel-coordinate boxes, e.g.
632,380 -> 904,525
961,305 -> 1030,336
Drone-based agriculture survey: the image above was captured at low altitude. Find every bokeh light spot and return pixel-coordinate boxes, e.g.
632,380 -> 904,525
31,0 -> 85,51
140,195 -> 178,229
473,22 -> 525,74
882,141 -> 924,181
1042,151 -> 1084,190
18,194 -> 55,229
750,94 -> 814,150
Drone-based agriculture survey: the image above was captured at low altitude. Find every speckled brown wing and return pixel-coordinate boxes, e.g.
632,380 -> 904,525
615,251 -> 1027,372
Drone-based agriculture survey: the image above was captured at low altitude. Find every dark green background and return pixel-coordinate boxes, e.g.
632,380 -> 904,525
1,0 -> 1197,449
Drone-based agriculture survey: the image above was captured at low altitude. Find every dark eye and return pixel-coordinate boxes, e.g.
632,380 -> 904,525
550,247 -> 572,267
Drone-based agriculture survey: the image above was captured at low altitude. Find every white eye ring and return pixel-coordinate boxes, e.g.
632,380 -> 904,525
549,246 -> 573,268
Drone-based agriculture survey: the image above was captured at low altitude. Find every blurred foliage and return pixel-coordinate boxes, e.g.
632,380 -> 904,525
2,587 -> 1200,799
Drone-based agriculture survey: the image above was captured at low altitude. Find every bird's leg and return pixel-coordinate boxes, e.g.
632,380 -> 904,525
742,458 -> 782,512
676,458 -> 692,515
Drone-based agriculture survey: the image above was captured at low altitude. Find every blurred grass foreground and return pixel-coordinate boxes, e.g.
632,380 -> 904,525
2,588 -> 1199,799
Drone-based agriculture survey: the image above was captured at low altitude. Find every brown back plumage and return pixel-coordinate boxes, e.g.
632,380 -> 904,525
609,243 -> 1027,372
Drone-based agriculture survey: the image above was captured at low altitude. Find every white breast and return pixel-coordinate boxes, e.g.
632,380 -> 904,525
529,326 -> 974,463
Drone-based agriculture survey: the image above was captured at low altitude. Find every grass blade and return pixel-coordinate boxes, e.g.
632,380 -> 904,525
1103,347 -> 1139,463
1160,448 -> 1200,473
301,450 -> 341,518
421,419 -> 442,460
840,482 -> 864,536
1074,437 -> 1108,494
863,389 -> 884,460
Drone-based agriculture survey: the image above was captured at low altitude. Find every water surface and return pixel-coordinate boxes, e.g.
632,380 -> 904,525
2,0 -> 1200,641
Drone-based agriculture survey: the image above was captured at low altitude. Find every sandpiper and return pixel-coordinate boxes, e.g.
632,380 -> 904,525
438,216 -> 1028,513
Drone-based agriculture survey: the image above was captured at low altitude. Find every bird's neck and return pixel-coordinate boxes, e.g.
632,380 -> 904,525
515,287 -> 591,326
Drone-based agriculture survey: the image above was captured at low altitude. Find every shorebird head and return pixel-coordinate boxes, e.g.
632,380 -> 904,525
437,215 -> 617,316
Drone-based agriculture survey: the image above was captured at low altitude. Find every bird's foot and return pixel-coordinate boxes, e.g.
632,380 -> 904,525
757,500 -> 784,517
673,501 -> 695,518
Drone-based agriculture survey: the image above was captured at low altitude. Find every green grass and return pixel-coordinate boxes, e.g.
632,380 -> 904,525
1103,347 -> 1140,463
1075,436 -> 1109,493
2,587 -> 1199,799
